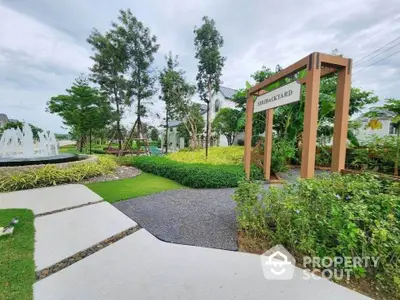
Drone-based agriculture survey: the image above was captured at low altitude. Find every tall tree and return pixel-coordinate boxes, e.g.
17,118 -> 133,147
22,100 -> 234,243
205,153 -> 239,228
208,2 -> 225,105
159,53 -> 179,153
47,76 -> 113,152
364,98 -> 400,175
115,9 -> 160,136
212,108 -> 242,146
88,9 -> 159,149
194,16 -> 225,157
88,24 -> 128,149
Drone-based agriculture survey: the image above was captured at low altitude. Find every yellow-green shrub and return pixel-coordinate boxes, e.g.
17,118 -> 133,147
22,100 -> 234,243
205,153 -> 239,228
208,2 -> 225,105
0,156 -> 117,192
167,146 -> 244,165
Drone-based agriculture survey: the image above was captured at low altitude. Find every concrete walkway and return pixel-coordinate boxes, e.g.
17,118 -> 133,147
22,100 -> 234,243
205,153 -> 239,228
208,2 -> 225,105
0,184 -> 369,300
34,229 -> 369,300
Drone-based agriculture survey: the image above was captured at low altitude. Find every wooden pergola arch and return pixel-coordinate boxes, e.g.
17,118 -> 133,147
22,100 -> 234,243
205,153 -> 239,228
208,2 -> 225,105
244,52 -> 352,180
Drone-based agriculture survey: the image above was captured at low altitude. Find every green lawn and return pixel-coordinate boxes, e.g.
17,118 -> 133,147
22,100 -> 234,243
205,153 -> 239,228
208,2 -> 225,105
86,173 -> 183,203
0,209 -> 35,300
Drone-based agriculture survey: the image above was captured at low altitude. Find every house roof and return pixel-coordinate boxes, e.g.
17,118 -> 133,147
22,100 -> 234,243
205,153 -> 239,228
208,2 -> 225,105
162,120 -> 182,128
219,86 -> 238,99
358,109 -> 395,122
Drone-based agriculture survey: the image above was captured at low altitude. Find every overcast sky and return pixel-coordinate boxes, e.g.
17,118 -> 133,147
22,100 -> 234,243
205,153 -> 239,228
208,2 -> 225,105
1,0 -> 400,133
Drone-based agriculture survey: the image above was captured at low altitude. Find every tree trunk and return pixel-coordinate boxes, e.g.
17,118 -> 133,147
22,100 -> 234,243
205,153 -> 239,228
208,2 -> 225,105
165,113 -> 169,154
79,134 -> 84,153
114,88 -> 122,150
395,126 -> 399,176
205,79 -> 212,157
205,101 -> 210,157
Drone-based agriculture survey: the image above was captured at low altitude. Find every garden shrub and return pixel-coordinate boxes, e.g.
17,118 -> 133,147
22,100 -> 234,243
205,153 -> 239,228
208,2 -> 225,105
0,156 -> 117,192
233,173 -> 400,296
128,156 -> 263,188
271,139 -> 296,173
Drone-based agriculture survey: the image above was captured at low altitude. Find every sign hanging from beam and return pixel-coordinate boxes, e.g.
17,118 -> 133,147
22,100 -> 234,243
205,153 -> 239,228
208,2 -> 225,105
253,81 -> 301,113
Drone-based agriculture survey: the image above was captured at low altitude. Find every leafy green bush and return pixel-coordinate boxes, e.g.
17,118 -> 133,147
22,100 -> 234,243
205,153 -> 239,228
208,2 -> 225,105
271,139 -> 296,173
234,173 -> 400,295
127,156 -> 262,188
0,156 -> 117,192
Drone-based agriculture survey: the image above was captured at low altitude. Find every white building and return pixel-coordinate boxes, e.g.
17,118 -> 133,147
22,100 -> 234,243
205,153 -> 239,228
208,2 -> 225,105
160,86 -> 239,151
355,110 -> 398,142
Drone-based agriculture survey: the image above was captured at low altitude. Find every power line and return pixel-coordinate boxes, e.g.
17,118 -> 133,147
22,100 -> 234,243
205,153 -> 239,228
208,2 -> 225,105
374,81 -> 400,94
352,49 -> 400,75
353,40 -> 400,68
353,35 -> 400,65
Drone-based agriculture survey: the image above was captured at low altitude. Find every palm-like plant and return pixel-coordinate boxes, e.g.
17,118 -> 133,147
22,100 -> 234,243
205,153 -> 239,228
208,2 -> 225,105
364,98 -> 400,175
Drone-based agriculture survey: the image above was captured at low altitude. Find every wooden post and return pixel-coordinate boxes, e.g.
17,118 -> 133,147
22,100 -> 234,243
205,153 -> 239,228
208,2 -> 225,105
301,53 -> 321,178
244,95 -> 254,179
264,109 -> 273,181
331,63 -> 351,172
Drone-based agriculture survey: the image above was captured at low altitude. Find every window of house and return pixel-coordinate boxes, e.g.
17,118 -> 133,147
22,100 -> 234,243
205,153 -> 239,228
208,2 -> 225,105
389,122 -> 397,135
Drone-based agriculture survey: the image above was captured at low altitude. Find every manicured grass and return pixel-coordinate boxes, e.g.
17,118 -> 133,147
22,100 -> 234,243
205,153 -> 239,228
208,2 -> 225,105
86,173 -> 183,203
0,209 -> 35,300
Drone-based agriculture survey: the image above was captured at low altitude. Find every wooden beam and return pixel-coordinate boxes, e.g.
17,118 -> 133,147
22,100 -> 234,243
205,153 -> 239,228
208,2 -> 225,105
320,53 -> 349,67
320,67 -> 337,78
263,109 -> 274,181
248,56 -> 309,95
331,65 -> 351,172
300,53 -> 321,178
244,96 -> 254,179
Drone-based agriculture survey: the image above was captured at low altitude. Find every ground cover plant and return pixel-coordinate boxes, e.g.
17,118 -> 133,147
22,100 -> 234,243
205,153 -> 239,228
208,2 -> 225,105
86,173 -> 183,203
0,156 -> 117,192
0,209 -> 35,300
233,173 -> 400,299
168,143 -> 295,174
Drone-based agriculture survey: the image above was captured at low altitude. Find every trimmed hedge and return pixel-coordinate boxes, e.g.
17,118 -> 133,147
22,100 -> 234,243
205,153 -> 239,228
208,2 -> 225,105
130,156 -> 263,188
0,156 -> 117,192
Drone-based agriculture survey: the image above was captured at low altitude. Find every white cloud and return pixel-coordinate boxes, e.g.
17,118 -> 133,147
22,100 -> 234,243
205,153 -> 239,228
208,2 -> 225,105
1,0 -> 400,133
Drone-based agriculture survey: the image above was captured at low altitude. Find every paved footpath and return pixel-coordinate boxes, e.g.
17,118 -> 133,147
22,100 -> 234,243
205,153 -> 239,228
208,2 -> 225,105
0,184 -> 369,300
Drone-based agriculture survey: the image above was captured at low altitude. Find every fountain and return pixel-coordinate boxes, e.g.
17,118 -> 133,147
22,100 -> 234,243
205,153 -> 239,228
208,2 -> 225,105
0,123 -> 79,167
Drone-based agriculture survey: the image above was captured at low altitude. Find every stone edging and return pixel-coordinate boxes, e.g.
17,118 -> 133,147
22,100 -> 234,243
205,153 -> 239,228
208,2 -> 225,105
35,200 -> 104,217
35,226 -> 141,281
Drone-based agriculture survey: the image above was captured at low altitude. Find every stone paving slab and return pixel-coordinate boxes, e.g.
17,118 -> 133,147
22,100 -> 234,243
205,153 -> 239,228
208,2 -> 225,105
114,188 -> 238,250
0,184 -> 103,215
34,229 -> 369,300
34,202 -> 137,270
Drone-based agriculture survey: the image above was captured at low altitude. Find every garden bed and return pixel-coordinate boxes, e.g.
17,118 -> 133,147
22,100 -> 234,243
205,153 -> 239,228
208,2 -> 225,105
0,156 -> 117,193
233,173 -> 400,300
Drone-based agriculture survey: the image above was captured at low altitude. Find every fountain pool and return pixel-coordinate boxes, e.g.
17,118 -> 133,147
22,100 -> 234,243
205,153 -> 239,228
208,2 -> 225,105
0,123 -> 80,167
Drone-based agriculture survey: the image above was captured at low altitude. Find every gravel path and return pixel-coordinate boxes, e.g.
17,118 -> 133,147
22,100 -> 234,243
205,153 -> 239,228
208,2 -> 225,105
114,188 -> 238,251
